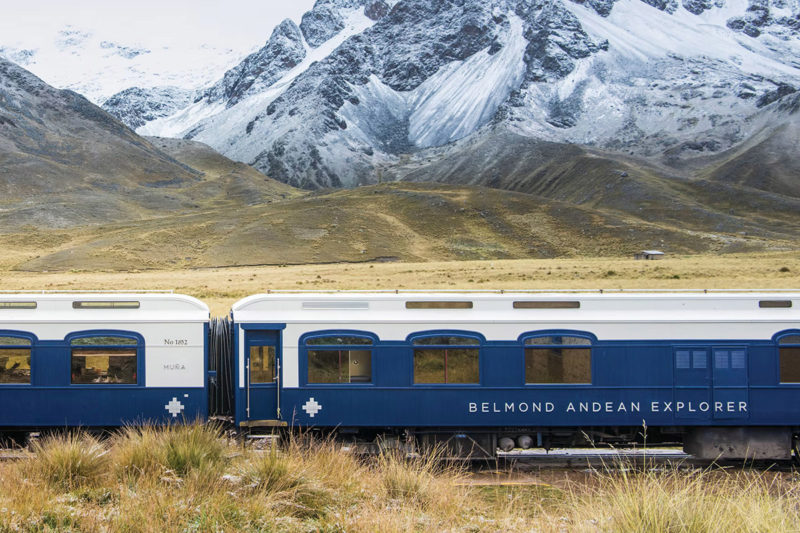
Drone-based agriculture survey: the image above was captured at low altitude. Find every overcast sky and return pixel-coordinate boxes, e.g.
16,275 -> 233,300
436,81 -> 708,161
0,0 -> 318,100
0,0 -> 317,49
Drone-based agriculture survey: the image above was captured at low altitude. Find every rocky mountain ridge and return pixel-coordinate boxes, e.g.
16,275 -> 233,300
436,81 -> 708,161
113,0 -> 800,193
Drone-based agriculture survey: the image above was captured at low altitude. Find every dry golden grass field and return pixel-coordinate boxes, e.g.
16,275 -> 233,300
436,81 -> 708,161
3,425 -> 800,532
0,251 -> 796,315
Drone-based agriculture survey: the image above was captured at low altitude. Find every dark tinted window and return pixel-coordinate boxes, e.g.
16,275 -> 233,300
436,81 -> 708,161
525,336 -> 591,346
308,349 -> 371,383
780,347 -> 800,383
305,334 -> 373,383
0,336 -> 31,346
413,336 -> 479,346
412,334 -> 480,384
306,336 -> 372,346
525,347 -> 591,384
72,348 -> 136,384
71,336 -> 137,346
414,347 -> 479,384
0,348 -> 30,383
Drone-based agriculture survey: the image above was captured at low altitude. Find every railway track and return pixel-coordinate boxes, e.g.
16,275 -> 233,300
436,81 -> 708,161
472,448 -> 798,471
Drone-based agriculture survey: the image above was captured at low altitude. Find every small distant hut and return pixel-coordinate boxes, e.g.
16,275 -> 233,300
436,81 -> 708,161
634,250 -> 665,260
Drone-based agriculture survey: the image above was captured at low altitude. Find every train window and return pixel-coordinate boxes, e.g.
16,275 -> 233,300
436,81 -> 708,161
779,335 -> 800,383
413,336 -> 479,346
306,336 -> 372,346
70,337 -> 137,385
413,336 -> 479,384
71,336 -> 137,346
781,348 -> 800,383
250,346 -> 275,383
525,336 -> 591,384
306,336 -> 372,383
0,336 -> 31,384
525,336 -> 591,346
731,350 -> 745,369
676,349 -> 708,370
692,351 -> 707,369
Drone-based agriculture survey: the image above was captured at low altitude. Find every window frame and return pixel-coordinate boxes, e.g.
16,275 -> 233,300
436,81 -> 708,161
519,330 -> 595,386
65,330 -> 144,387
300,330 -> 378,386
408,330 -> 484,386
775,330 -> 800,385
0,330 -> 37,386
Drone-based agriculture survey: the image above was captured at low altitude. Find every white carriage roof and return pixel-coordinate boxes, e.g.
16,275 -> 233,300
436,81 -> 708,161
231,290 -> 800,326
0,292 -> 209,322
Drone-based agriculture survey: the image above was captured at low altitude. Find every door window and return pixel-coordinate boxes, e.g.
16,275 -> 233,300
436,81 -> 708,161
249,345 -> 275,383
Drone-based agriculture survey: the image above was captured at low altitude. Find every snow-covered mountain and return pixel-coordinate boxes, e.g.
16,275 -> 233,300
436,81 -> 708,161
121,0 -> 799,189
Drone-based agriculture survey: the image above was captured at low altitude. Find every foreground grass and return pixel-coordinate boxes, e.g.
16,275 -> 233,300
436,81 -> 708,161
2,426 -> 800,531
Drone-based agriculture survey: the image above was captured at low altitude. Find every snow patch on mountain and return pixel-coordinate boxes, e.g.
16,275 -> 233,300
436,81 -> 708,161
338,14 -> 528,149
500,0 -> 800,160
102,86 -> 195,130
567,0 -> 798,75
140,7 -> 378,142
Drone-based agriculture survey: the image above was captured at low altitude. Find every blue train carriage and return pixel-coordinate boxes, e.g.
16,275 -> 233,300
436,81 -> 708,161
0,292 -> 210,428
230,291 -> 800,460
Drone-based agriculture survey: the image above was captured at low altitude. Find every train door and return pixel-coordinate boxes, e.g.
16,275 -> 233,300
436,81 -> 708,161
244,330 -> 281,422
673,347 -> 712,421
711,347 -> 748,420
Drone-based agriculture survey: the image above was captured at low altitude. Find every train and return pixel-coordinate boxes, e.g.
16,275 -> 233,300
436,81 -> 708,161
0,289 -> 797,460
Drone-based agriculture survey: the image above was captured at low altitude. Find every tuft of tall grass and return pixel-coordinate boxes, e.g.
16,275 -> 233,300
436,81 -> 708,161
110,424 -> 167,480
27,432 -> 109,491
239,448 -> 302,493
161,422 -> 226,477
376,447 -> 467,509
566,463 -> 800,532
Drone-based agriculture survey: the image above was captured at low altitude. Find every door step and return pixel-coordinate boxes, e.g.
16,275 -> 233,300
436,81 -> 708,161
239,419 -> 288,428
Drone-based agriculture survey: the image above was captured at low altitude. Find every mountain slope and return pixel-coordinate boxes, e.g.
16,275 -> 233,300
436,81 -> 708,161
0,57 -> 205,228
0,58 -> 299,229
11,182 -> 798,272
696,93 -> 800,198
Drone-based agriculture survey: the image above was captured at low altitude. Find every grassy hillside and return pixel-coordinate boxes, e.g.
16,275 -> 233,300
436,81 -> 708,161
6,182 -> 797,272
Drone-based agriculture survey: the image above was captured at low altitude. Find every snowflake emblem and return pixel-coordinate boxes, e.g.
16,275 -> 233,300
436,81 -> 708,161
301,397 -> 322,418
165,397 -> 185,418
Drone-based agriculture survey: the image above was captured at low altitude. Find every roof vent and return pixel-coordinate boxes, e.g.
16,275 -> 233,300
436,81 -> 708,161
514,301 -> 580,309
759,300 -> 792,308
73,301 -> 140,309
302,301 -> 369,310
0,302 -> 37,309
406,301 -> 473,309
